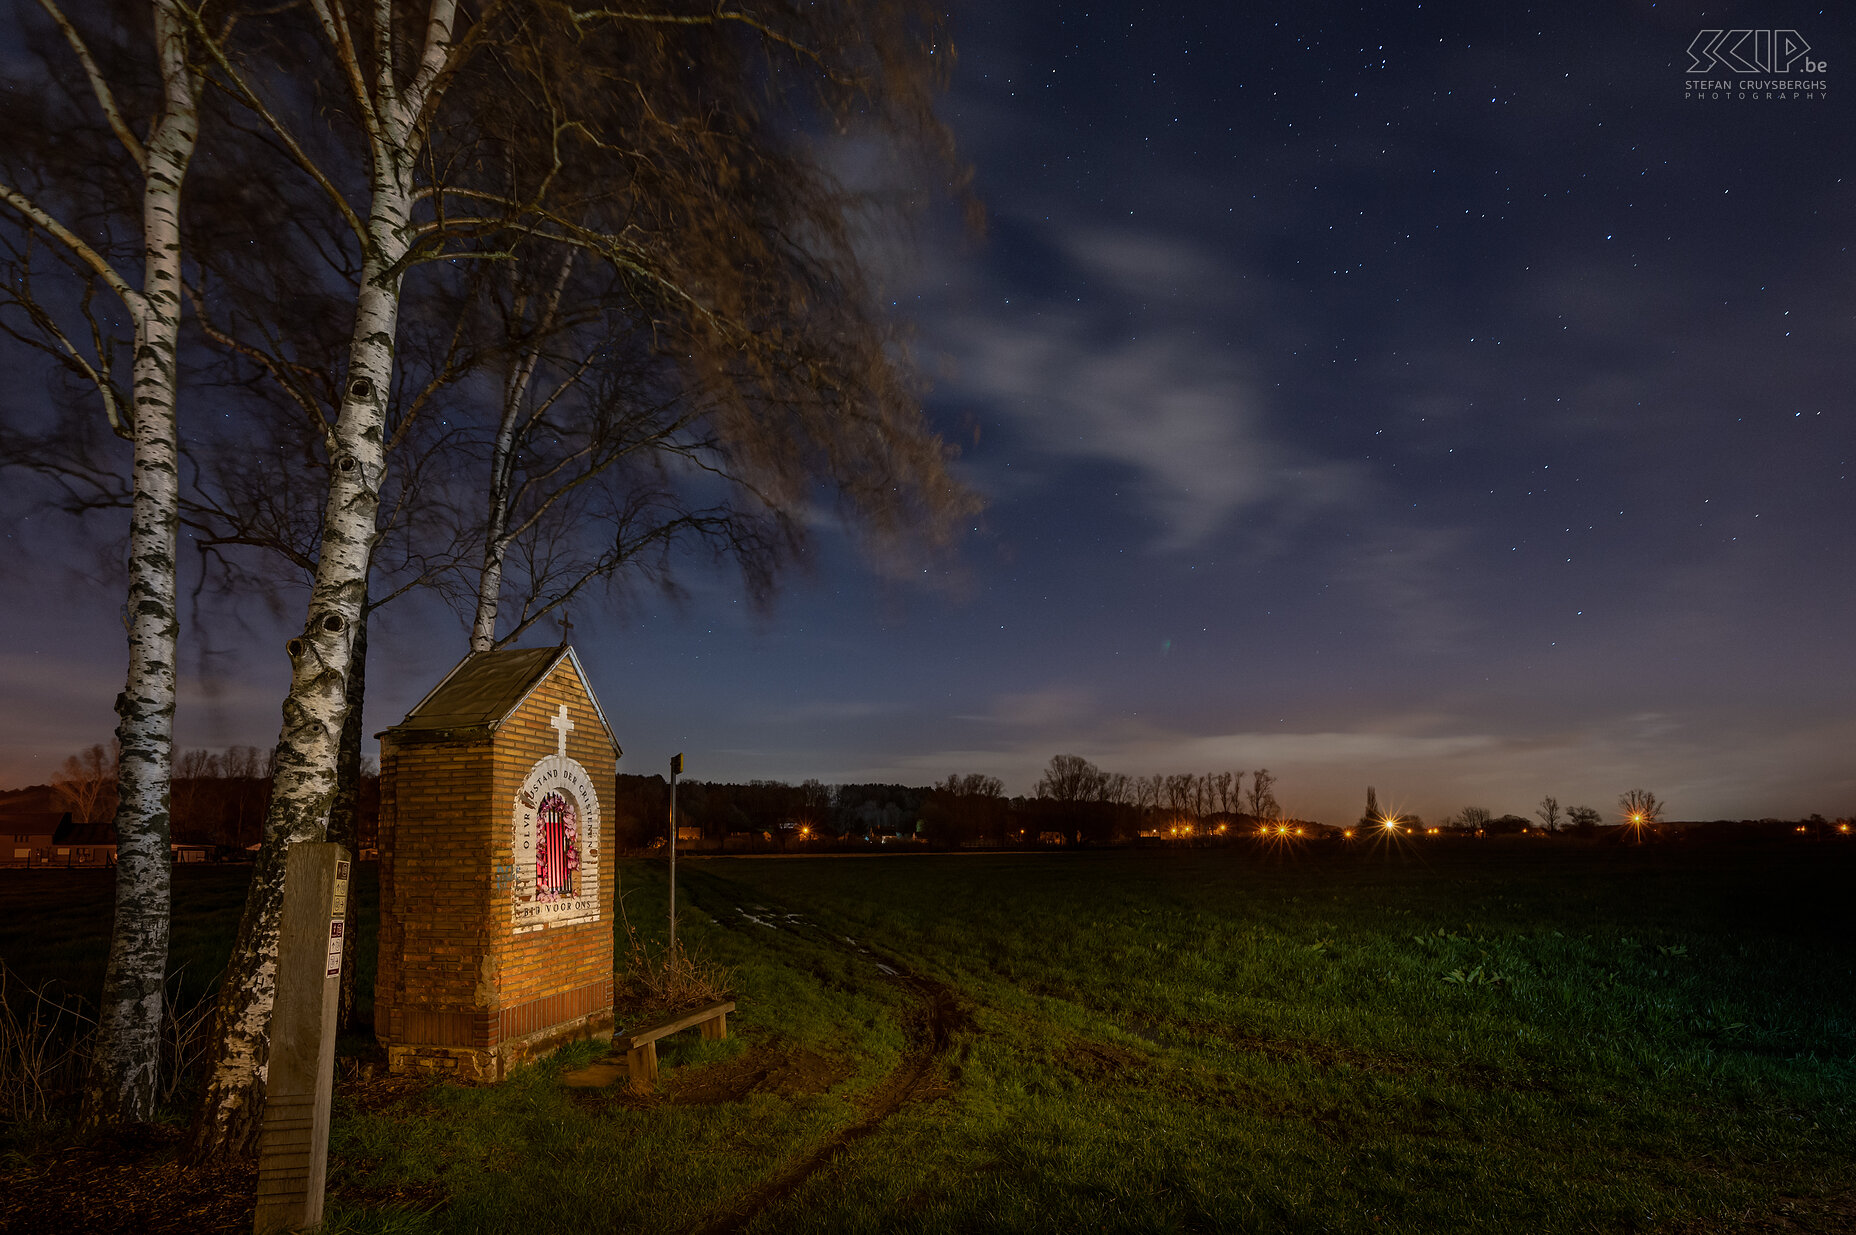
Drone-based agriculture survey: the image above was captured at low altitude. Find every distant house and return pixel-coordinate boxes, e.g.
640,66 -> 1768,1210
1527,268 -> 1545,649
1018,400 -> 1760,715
54,819 -> 120,866
2,812 -> 68,867
2,815 -> 214,867
1,812 -> 119,867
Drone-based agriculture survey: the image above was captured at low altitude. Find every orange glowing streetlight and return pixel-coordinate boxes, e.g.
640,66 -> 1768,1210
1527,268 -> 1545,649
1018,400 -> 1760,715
1618,790 -> 1662,843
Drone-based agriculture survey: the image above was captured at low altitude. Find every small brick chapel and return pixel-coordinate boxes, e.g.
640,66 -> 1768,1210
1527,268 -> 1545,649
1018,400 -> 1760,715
375,645 -> 619,1079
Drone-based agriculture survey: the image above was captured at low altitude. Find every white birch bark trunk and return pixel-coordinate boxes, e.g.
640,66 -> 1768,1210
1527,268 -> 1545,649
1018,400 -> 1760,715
191,3 -> 454,1153
470,258 -> 570,654
468,396 -> 529,651
79,0 -> 198,1129
191,177 -> 413,1159
469,531 -> 508,652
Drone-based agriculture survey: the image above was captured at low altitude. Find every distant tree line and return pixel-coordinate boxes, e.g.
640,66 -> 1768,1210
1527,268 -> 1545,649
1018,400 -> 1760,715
50,742 -> 375,852
1383,790 -> 1661,838
609,756 -> 1295,850
38,749 -> 1844,855
612,775 -> 939,849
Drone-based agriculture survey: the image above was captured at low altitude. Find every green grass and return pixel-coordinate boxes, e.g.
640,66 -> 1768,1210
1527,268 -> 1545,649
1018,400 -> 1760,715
4,843 -> 1853,1232
655,845 -> 1855,1233
0,864 -> 377,1014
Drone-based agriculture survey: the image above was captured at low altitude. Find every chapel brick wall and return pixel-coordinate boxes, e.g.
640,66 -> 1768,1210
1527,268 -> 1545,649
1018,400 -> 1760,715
376,739 -> 400,1030
493,662 -> 616,1011
377,653 -> 617,1075
376,734 -> 496,1023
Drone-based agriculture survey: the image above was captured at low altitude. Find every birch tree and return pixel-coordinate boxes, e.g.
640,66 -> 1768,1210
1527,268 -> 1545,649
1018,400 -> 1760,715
181,0 -> 500,1159
459,3 -> 981,653
0,0 -> 203,1127
461,254 -> 791,653
184,0 -> 974,1159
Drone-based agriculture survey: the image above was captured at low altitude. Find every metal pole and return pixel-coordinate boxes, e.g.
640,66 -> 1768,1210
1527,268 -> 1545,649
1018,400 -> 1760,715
668,753 -> 682,954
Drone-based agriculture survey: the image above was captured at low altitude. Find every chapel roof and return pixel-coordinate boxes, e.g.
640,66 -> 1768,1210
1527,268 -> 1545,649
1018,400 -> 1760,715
385,645 -> 618,752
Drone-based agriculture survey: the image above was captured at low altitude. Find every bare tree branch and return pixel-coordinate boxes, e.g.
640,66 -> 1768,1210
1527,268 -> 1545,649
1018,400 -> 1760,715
32,0 -> 149,173
0,181 -> 140,309
568,7 -> 855,85
181,5 -> 370,246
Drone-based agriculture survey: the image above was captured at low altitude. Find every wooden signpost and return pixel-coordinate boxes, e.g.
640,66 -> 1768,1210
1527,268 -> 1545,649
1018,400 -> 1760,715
255,842 -> 350,1235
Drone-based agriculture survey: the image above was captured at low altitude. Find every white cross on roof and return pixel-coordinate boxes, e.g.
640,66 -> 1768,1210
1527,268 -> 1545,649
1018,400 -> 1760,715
550,703 -> 575,758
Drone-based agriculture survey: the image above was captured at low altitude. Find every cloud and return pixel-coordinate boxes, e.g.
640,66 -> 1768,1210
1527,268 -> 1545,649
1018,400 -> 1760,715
953,686 -> 1098,729
823,687 -> 1856,823
1335,526 -> 1478,652
1058,227 -> 1257,306
941,305 -> 1355,550
817,725 -> 1508,812
765,699 -> 901,723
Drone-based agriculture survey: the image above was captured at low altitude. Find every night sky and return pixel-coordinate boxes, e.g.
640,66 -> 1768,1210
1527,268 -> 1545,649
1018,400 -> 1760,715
4,2 -> 1852,824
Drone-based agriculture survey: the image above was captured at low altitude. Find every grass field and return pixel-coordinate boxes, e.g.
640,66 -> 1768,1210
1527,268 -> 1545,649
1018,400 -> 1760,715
3,841 -> 1853,1233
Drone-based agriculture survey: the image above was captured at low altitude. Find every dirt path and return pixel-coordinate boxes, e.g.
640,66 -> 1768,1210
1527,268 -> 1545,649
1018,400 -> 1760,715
684,960 -> 964,1235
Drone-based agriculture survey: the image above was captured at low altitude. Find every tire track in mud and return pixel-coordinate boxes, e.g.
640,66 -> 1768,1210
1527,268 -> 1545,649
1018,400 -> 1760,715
685,903 -> 965,1235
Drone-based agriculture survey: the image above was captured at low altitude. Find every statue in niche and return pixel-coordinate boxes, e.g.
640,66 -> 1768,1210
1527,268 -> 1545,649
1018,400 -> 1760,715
534,791 -> 581,903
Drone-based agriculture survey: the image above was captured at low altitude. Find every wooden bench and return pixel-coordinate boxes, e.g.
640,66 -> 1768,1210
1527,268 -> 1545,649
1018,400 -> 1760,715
621,999 -> 735,1092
